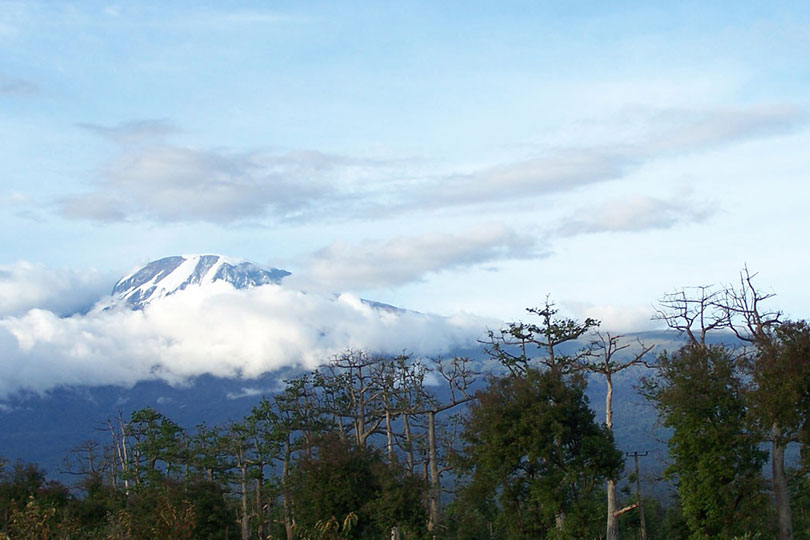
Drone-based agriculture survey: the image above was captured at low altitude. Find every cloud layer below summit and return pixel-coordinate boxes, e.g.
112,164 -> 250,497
0,266 -> 494,398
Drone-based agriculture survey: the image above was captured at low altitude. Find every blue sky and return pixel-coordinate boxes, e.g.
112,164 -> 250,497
2,0 -> 809,335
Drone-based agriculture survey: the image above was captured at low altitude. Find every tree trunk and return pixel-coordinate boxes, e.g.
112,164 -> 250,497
240,463 -> 250,540
282,439 -> 293,540
427,410 -> 440,532
110,418 -> 130,494
605,373 -> 619,540
403,414 -> 414,474
386,409 -> 394,465
634,453 -> 648,540
256,475 -> 264,540
607,479 -> 619,540
773,423 -> 794,540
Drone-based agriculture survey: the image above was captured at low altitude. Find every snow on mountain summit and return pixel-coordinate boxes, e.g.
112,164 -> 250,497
111,255 -> 290,309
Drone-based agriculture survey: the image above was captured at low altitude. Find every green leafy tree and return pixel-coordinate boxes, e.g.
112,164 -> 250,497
182,479 -> 238,540
745,319 -> 810,540
70,472 -> 126,535
3,496 -> 79,540
288,434 -> 427,539
240,397 -> 285,539
481,298 -> 598,376
643,344 -> 768,539
188,422 -> 232,484
722,270 -> 810,540
459,368 -> 622,539
275,373 -> 332,539
128,407 -> 186,485
789,472 -> 810,539
0,460 -> 73,533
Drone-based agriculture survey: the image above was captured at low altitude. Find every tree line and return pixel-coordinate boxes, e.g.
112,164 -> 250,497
1,268 -> 809,540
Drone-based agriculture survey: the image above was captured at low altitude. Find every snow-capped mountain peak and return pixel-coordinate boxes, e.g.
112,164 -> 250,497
110,255 -> 290,309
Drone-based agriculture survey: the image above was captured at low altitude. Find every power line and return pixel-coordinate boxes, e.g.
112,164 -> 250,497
626,451 -> 649,540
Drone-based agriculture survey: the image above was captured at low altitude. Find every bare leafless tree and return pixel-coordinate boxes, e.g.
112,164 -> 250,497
417,356 -> 477,533
580,332 -> 654,540
654,285 -> 728,348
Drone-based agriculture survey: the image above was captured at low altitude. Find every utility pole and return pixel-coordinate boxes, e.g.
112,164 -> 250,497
626,451 -> 648,540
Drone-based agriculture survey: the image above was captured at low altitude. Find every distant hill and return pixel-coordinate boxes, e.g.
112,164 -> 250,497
0,336 -> 682,496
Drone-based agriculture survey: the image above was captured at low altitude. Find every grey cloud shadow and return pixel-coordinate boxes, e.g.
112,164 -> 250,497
77,119 -> 179,145
0,75 -> 39,97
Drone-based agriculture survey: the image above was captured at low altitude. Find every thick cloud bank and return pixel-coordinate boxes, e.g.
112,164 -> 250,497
0,281 -> 493,398
0,261 -> 112,317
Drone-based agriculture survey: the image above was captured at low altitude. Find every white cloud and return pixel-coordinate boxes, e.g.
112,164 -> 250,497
574,303 -> 662,334
0,191 -> 27,206
77,119 -> 178,145
59,103 -> 804,226
59,192 -> 128,222
416,149 -> 631,210
59,145 -> 341,223
298,224 -> 546,290
646,103 -> 806,155
400,103 -> 805,214
0,261 -> 112,317
556,194 -> 712,237
59,130 -> 397,223
226,387 -> 272,400
0,281 -> 494,398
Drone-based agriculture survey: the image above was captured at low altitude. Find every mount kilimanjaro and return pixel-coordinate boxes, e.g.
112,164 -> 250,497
108,254 -> 291,310
0,254 -> 668,484
100,254 -> 401,314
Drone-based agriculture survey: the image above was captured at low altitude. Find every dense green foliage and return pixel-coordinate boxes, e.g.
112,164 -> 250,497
288,434 -> 426,539
643,344 -> 768,538
458,369 -> 621,539
749,320 -> 810,451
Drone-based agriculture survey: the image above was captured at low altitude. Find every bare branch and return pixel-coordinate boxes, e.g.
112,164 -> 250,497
654,285 -> 728,347
722,266 -> 782,345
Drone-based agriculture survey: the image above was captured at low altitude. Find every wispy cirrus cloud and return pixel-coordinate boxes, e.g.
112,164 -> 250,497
414,149 -> 632,210
59,144 -> 349,223
645,103 -> 806,155
60,103 -> 804,225
412,103 -> 804,213
555,194 -> 713,237
0,191 -> 27,207
61,120 -> 391,223
59,192 -> 128,222
297,224 -> 546,290
77,119 -> 178,145
0,74 -> 38,96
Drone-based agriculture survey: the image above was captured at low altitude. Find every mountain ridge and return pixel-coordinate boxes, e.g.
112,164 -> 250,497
109,254 -> 291,310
